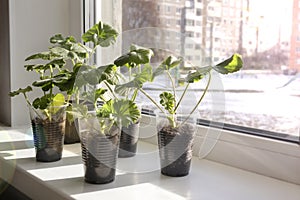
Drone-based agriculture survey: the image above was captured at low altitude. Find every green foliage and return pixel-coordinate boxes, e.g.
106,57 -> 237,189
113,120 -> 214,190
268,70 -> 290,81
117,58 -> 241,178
185,66 -> 212,83
97,99 -> 140,127
114,44 -> 154,67
115,64 -> 152,96
25,52 -> 54,61
82,21 -> 118,47
9,86 -> 32,97
152,56 -> 182,81
82,88 -> 107,107
213,54 -> 243,74
9,21 -> 123,129
159,92 -> 175,114
147,53 -> 244,128
185,54 -> 243,84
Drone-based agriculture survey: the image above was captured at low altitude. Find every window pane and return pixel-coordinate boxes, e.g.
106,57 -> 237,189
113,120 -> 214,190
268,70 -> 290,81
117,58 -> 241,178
98,0 -> 299,140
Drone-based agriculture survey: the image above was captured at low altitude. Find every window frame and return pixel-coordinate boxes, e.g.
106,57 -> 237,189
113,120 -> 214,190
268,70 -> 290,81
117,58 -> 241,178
87,0 -> 300,185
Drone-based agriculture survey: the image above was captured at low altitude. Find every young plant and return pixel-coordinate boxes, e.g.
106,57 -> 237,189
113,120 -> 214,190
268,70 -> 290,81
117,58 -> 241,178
71,26 -> 148,134
159,54 -> 243,128
116,53 -> 243,128
62,21 -> 119,125
8,22 -> 117,119
74,64 -> 141,134
8,35 -> 83,118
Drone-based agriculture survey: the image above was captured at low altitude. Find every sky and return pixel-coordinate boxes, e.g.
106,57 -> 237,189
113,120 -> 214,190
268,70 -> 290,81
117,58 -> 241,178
249,0 -> 293,50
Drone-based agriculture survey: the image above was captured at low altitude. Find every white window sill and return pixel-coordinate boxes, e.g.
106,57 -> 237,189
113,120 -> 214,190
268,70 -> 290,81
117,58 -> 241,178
0,126 -> 300,200
140,114 -> 300,185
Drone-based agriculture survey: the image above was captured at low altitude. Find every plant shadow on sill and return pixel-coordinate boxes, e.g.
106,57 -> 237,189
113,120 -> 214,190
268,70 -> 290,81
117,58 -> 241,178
0,179 -> 31,200
1,155 -> 82,171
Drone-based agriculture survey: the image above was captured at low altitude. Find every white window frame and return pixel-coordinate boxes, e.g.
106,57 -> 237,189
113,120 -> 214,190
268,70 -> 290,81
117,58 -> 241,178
88,0 -> 300,185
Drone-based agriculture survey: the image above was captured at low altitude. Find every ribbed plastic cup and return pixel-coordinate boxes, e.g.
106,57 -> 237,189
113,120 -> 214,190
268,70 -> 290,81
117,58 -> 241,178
156,111 -> 196,177
118,101 -> 142,158
29,105 -> 66,162
118,121 -> 140,158
78,115 -> 121,184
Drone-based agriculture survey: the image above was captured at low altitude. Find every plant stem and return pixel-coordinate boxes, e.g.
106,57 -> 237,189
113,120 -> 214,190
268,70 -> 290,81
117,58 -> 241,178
104,80 -> 118,100
166,70 -> 177,108
67,95 -> 71,105
49,65 -> 54,98
139,88 -> 165,114
129,67 -> 132,81
175,83 -> 189,112
179,71 -> 212,126
131,89 -> 138,102
23,93 -> 43,119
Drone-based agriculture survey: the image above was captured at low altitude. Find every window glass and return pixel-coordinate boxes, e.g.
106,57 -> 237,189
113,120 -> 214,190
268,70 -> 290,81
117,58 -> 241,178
96,0 -> 299,141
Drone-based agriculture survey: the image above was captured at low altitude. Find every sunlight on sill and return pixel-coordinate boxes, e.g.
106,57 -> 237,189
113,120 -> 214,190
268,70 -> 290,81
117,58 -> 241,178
28,164 -> 84,181
27,164 -> 127,181
71,183 -> 186,200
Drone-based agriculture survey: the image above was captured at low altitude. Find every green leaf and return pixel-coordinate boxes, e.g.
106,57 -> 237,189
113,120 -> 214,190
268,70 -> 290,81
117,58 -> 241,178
25,52 -> 54,61
32,79 -> 52,87
185,66 -> 212,83
114,44 -> 153,67
113,99 -> 140,127
82,21 -> 118,47
94,88 -> 108,102
159,92 -> 175,114
50,46 -> 69,58
72,43 -> 90,54
50,93 -> 65,107
54,70 -> 75,94
32,79 -> 54,91
9,86 -> 32,97
83,68 -> 100,85
152,56 -> 182,80
32,94 -> 53,110
65,36 -> 77,43
213,53 -> 243,74
114,54 -> 130,67
24,64 -> 45,71
73,64 -> 94,89
96,64 -> 118,84
50,34 -> 64,44
47,58 -> 66,68
115,64 -> 152,96
97,99 -> 113,118
48,93 -> 66,114
98,99 -> 140,127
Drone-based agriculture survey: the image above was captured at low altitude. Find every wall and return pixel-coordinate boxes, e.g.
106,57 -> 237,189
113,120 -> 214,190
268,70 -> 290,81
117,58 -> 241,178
0,0 -> 11,126
1,0 -> 82,127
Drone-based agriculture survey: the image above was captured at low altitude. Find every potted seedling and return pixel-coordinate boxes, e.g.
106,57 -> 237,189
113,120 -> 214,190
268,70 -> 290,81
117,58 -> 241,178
113,44 -> 154,157
69,22 -> 145,184
45,33 -> 92,144
55,21 -> 119,144
118,53 -> 243,176
73,63 -> 141,184
8,45 -> 76,161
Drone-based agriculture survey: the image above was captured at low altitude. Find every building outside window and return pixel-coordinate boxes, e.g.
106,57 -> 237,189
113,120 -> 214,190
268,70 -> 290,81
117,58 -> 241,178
95,0 -> 299,143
